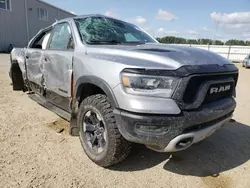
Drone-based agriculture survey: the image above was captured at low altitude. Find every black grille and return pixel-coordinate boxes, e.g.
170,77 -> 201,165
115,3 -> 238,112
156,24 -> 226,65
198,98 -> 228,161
183,73 -> 238,104
203,82 -> 234,104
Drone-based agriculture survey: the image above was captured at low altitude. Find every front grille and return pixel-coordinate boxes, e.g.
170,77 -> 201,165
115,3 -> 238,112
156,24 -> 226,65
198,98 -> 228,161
183,73 -> 238,104
203,82 -> 234,104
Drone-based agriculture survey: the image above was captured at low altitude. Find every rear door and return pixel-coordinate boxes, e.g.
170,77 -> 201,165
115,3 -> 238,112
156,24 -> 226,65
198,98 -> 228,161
26,29 -> 51,92
43,22 -> 74,111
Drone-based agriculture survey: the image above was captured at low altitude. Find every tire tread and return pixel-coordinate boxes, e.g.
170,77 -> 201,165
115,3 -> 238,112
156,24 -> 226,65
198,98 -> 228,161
78,94 -> 131,167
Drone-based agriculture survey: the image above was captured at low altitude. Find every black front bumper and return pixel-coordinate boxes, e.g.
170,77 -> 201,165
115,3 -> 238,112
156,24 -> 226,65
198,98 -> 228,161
114,98 -> 236,148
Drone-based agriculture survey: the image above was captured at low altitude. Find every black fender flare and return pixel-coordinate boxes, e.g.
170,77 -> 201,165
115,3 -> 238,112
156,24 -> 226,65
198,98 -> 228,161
75,76 -> 119,108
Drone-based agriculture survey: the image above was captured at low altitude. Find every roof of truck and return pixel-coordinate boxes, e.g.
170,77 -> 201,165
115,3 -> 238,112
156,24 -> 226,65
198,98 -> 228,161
55,14 -> 134,26
57,14 -> 112,22
74,14 -> 110,19
73,14 -> 133,24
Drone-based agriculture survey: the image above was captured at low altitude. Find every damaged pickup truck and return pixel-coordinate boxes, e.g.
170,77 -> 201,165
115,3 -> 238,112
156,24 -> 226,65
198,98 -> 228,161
10,14 -> 238,167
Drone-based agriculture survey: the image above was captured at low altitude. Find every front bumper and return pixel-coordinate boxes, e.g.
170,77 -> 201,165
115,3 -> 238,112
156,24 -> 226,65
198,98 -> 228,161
114,98 -> 236,150
147,115 -> 231,152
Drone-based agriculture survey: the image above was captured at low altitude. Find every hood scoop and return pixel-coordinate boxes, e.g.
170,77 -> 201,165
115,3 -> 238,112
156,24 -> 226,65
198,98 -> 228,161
136,48 -> 175,53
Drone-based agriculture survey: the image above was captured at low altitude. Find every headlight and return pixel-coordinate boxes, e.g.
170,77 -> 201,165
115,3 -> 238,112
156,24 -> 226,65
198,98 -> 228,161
121,72 -> 180,98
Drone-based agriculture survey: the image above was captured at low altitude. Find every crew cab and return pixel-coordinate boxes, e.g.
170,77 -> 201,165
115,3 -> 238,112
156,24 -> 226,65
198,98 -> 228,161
10,14 -> 238,167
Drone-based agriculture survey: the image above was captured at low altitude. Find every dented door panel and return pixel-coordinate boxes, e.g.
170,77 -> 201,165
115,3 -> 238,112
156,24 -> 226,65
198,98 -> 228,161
26,49 -> 45,87
43,51 -> 73,98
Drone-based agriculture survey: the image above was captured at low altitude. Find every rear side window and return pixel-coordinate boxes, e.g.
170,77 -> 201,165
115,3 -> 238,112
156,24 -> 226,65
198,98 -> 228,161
30,30 -> 51,49
42,32 -> 51,49
49,22 -> 74,50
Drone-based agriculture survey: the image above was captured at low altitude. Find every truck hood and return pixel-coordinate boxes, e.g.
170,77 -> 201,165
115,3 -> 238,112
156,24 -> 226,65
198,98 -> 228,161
86,43 -> 232,70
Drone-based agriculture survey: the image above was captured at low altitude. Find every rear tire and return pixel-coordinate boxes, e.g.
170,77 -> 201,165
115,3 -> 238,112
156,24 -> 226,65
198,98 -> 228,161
78,94 -> 132,167
11,64 -> 25,91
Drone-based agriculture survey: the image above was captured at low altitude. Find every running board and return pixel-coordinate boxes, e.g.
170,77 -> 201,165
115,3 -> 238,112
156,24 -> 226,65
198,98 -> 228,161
28,93 -> 71,121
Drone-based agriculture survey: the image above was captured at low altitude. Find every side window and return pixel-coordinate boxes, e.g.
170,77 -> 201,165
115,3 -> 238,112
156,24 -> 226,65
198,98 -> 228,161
30,30 -> 51,49
49,23 -> 74,50
41,32 -> 51,49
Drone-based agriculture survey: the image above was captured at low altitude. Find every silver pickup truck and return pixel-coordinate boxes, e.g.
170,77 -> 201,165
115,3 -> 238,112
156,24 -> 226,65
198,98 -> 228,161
243,54 -> 250,68
10,14 -> 238,167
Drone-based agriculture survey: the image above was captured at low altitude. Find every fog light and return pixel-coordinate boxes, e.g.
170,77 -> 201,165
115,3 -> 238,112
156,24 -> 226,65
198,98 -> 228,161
135,123 -> 170,135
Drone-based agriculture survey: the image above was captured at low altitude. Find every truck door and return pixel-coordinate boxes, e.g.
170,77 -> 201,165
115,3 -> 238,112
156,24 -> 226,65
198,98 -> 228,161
26,29 -> 51,92
43,22 -> 74,112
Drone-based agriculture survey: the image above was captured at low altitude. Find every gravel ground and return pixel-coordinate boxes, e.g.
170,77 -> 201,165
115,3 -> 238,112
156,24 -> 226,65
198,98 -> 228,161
0,54 -> 250,188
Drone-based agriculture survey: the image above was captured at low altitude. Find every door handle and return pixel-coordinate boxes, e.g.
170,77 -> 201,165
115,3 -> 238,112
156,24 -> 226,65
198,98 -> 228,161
44,57 -> 50,62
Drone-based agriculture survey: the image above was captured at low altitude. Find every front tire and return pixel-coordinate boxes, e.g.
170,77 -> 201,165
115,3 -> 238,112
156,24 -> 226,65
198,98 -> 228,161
78,94 -> 132,167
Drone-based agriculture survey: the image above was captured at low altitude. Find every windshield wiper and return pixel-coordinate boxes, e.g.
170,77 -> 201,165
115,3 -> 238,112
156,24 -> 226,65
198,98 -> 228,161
121,41 -> 146,45
87,40 -> 146,45
87,40 -> 121,45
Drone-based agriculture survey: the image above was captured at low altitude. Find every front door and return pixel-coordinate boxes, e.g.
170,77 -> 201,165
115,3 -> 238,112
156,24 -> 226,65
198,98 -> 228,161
43,22 -> 75,112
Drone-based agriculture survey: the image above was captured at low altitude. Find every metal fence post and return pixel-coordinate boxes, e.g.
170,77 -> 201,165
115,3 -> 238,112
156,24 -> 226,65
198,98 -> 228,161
227,45 -> 231,59
208,44 -> 210,51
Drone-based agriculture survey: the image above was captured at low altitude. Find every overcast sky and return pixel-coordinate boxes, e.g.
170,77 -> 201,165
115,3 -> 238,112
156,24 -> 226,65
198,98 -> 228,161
45,0 -> 250,41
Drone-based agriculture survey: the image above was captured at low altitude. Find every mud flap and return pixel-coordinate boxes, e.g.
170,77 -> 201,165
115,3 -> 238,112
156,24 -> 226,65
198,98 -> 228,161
69,116 -> 79,136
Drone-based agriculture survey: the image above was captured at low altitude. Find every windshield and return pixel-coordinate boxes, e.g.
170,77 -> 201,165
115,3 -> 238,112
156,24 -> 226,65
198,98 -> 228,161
74,17 -> 157,44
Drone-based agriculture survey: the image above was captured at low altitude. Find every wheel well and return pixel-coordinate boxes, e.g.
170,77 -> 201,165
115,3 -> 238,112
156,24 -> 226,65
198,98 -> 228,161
11,62 -> 23,82
75,76 -> 119,108
78,83 -> 105,104
11,62 -> 26,91
11,62 -> 21,73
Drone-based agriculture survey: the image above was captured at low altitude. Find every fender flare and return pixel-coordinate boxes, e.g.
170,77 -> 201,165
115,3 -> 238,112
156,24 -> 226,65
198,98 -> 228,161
75,76 -> 119,108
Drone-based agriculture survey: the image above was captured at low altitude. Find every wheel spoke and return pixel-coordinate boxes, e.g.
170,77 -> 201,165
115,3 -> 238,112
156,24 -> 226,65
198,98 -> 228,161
85,111 -> 91,117
83,110 -> 107,153
96,120 -> 101,127
89,114 -> 97,124
84,123 -> 96,132
100,127 -> 105,135
89,134 -> 97,145
97,136 -> 106,148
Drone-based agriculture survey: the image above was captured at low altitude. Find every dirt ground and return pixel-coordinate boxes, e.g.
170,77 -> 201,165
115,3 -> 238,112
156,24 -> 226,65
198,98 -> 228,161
0,54 -> 250,188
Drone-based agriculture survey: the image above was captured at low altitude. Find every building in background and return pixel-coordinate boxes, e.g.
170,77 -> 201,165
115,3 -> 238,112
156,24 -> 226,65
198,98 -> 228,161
0,0 -> 75,51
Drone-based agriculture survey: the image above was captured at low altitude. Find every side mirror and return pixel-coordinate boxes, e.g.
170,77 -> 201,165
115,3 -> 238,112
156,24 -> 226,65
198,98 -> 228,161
67,36 -> 74,50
